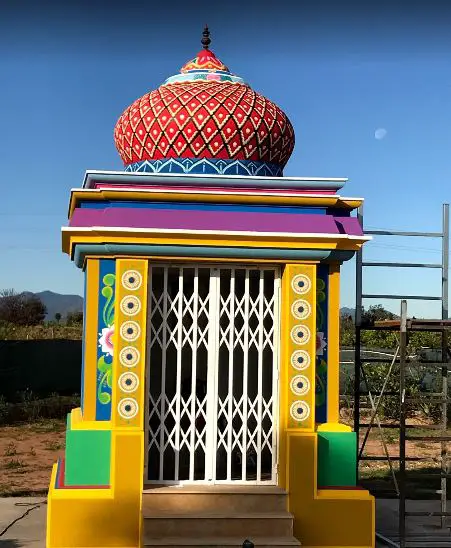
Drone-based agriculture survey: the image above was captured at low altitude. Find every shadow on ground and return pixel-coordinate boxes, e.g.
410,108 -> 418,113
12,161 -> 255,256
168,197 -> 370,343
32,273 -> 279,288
361,466 -> 451,499
0,540 -> 23,548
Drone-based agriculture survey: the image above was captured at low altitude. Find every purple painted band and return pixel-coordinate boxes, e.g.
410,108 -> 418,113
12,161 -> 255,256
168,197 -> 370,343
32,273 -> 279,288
69,208 -> 363,236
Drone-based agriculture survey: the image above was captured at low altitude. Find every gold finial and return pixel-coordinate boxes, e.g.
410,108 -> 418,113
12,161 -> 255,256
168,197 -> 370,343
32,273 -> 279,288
201,24 -> 211,50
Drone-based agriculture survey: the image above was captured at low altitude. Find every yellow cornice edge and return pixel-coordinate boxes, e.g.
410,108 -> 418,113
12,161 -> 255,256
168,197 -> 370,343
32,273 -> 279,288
68,188 -> 364,218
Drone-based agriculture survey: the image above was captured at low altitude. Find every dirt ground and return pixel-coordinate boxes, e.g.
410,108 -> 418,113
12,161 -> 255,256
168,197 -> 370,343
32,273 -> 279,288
0,417 -> 448,497
0,420 -> 65,496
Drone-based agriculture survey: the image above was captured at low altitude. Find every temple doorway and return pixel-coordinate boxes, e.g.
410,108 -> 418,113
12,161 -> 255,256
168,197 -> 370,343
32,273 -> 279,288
144,264 -> 280,484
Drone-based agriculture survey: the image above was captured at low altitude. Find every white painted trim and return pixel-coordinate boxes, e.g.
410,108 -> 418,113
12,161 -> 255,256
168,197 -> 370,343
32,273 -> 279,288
272,273 -> 281,485
62,226 -> 372,241
82,169 -> 348,189
188,267 -> 200,482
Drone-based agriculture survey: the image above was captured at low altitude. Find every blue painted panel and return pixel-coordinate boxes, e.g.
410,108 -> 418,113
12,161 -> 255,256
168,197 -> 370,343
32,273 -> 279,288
95,259 -> 116,421
78,201 -> 326,215
326,208 -> 351,218
315,264 -> 329,424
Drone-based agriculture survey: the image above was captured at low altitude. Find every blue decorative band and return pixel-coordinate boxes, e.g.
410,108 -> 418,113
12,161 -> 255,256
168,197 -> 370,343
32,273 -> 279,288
72,243 -> 356,270
124,158 -> 284,177
163,70 -> 246,85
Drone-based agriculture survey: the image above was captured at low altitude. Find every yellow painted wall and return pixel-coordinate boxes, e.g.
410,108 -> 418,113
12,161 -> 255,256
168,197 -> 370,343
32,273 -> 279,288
47,259 -> 149,548
287,433 -> 375,548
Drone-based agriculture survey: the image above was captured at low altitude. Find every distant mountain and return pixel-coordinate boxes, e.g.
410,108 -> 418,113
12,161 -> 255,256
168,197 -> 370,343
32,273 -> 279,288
340,307 -> 355,319
24,291 -> 83,320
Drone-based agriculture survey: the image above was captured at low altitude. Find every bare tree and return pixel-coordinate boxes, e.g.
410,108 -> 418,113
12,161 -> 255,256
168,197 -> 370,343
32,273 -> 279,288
0,289 -> 47,326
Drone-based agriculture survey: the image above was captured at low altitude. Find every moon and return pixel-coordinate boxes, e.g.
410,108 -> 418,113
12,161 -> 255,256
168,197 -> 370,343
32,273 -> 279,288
374,128 -> 387,140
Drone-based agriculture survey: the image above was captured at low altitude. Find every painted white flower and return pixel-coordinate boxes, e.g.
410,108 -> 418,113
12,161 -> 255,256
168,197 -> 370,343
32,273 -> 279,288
98,325 -> 115,356
316,332 -> 327,356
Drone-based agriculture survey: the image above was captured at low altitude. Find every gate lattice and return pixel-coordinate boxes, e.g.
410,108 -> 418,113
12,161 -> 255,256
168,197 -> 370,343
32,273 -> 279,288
145,265 -> 280,484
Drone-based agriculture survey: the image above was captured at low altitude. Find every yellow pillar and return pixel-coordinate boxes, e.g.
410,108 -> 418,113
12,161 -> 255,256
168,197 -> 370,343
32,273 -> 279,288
279,263 -> 317,487
82,259 -> 100,421
326,263 -> 341,426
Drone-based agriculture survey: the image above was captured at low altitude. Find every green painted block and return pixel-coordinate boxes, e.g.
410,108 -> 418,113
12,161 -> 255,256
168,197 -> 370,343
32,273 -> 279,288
65,414 -> 111,486
317,431 -> 357,487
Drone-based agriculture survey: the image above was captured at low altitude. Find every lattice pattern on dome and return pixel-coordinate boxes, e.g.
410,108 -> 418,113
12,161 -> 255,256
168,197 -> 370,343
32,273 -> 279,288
114,81 -> 295,167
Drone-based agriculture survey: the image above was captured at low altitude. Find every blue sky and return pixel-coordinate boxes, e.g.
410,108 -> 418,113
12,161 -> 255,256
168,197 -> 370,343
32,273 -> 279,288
0,1 -> 449,317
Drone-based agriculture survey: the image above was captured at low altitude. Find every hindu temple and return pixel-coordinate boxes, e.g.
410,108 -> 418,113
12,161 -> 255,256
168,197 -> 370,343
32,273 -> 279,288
46,27 -> 375,548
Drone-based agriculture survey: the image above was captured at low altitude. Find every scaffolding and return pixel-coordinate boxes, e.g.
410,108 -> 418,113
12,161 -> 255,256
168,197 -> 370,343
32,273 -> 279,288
354,203 -> 450,547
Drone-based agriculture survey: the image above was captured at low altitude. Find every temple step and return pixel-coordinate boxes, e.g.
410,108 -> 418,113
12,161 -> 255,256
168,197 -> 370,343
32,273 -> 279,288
142,485 -> 300,547
142,485 -> 288,514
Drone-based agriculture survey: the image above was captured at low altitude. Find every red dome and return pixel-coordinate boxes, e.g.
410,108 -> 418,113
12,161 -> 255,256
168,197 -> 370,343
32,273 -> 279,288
114,37 -> 295,176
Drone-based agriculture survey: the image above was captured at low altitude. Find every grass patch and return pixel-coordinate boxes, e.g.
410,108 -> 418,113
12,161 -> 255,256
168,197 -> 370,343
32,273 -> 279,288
3,459 -> 25,469
43,440 -> 64,451
0,394 -> 79,426
0,485 -> 48,497
4,442 -> 18,456
29,420 -> 66,433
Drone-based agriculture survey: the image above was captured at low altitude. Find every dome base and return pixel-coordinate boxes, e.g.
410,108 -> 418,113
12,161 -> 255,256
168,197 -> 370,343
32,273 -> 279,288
124,158 -> 284,177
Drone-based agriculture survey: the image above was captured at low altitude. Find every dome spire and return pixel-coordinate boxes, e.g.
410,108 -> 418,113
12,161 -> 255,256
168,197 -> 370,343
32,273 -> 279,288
201,24 -> 211,50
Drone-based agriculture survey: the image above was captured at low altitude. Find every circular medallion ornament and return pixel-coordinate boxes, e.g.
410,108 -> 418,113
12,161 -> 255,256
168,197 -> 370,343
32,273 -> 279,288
118,398 -> 139,420
291,299 -> 311,320
120,296 -> 141,316
290,375 -> 310,396
291,350 -> 310,371
290,325 -> 311,345
119,346 -> 140,367
121,270 -> 142,291
290,401 -> 310,422
118,372 -> 140,393
291,274 -> 311,295
120,321 -> 141,342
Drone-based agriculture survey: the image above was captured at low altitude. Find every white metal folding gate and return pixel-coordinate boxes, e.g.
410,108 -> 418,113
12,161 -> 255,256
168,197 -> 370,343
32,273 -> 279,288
145,265 -> 280,484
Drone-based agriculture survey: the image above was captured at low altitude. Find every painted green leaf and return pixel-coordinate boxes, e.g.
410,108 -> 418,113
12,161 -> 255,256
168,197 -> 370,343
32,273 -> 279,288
105,299 -> 115,328
317,308 -> 324,330
317,358 -> 328,374
103,273 -> 115,287
98,391 -> 111,404
97,355 -> 109,373
101,285 -> 113,299
106,369 -> 113,389
315,375 -> 326,406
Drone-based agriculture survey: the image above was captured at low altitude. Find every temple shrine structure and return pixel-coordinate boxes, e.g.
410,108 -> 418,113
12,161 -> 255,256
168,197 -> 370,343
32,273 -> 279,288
46,27 -> 375,548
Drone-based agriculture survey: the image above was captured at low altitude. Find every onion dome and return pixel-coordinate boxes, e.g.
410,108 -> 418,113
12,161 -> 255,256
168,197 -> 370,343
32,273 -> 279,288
114,27 -> 295,177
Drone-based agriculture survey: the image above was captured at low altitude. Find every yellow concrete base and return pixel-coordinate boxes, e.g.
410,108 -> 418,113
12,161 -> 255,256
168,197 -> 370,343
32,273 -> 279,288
47,430 -> 143,548
287,432 -> 375,548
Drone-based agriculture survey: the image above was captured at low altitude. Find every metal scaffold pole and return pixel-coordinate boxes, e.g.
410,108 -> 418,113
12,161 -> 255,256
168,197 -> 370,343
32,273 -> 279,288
399,300 -> 407,548
353,203 -> 451,547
